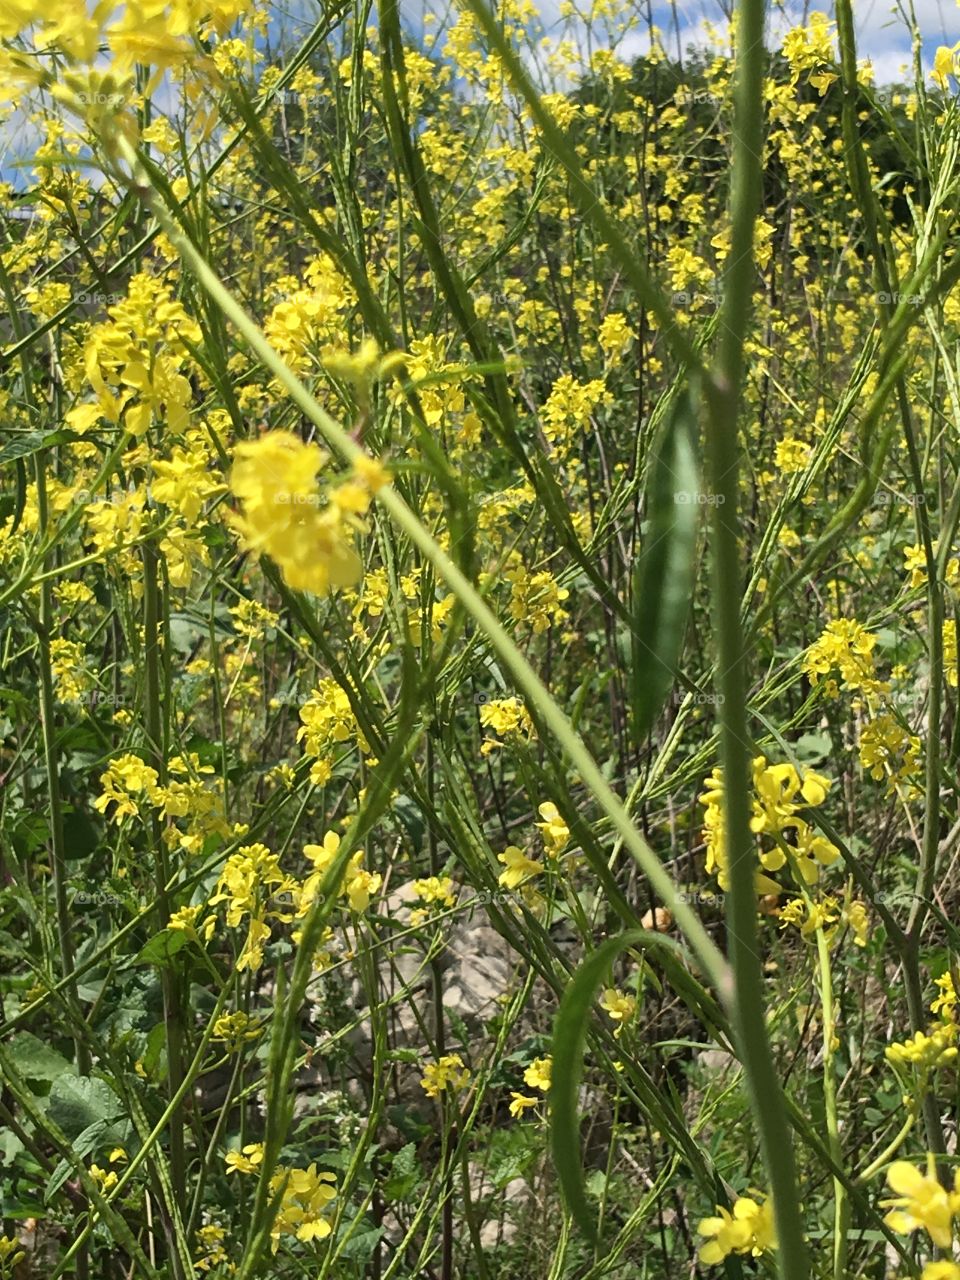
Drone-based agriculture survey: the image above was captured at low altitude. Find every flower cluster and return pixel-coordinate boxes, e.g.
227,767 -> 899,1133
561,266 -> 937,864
697,1195 -> 777,1263
700,756 -> 839,893
420,1053 -> 471,1099
228,431 -> 388,596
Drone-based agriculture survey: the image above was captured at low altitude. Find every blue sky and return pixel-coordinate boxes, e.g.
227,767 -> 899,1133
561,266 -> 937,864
3,0 -> 959,192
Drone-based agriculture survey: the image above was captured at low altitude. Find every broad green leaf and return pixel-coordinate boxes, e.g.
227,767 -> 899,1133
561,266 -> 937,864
7,1032 -> 74,1084
47,1075 -> 122,1141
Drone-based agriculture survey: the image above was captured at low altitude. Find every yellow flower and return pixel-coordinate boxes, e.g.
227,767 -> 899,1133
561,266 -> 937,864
600,988 -> 636,1024
0,1236 -> 25,1272
535,802 -> 570,855
497,846 -> 543,889
697,1195 -> 777,1263
229,431 -> 362,596
523,1056 -> 552,1092
224,1143 -> 265,1175
922,1263 -> 960,1280
932,972 -> 958,1019
882,1158 -> 960,1247
89,1164 -> 118,1191
412,875 -> 457,908
267,1164 -> 337,1249
885,1024 -> 958,1072
932,45 -> 957,90
420,1053 -> 471,1099
508,1092 -> 539,1118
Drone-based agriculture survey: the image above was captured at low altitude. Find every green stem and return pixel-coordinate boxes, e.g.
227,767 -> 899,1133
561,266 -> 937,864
701,0 -> 808,1273
142,542 -> 187,1279
814,928 -> 848,1280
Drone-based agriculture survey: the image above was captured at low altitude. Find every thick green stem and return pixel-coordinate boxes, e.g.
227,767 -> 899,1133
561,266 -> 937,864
814,929 -> 848,1280
142,542 -> 187,1280
702,0 -> 808,1273
34,454 -> 91,1081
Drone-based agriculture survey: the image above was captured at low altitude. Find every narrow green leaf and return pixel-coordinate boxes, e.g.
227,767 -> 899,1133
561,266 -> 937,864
631,383 -> 700,743
550,929 -> 647,1242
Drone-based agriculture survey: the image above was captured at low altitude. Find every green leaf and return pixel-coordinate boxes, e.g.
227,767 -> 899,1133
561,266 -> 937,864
47,1075 -> 122,1141
550,929 -> 651,1243
382,1142 -> 419,1201
131,928 -> 191,967
7,1033 -> 75,1084
0,429 -> 75,466
630,383 -> 700,744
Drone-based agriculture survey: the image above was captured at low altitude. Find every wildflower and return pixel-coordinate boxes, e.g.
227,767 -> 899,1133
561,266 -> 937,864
268,1164 -> 337,1248
297,678 -> 366,780
700,755 -> 837,893
803,619 -> 880,694
885,1024 -> 958,1072
224,1143 -> 265,1175
932,972 -> 958,1019
535,802 -> 569,856
93,753 -> 159,821
778,895 -> 839,940
945,620 -> 957,688
881,1158 -> 960,1247
904,543 -> 928,588
598,311 -> 635,359
343,851 -> 382,912
523,1056 -> 552,1092
932,45 -> 958,90
600,988 -> 636,1024
774,436 -> 810,473
211,1010 -> 261,1052
697,1195 -> 777,1263
540,373 -> 612,450
229,431 -> 362,596
504,561 -> 569,634
0,1237 -> 25,1271
420,1053 -> 471,1098
859,715 -> 921,787
843,897 -> 870,947
478,696 -> 534,752
194,1223 -> 230,1273
508,1092 -> 539,1117
497,846 -> 543,889
167,905 -> 216,944
89,1164 -> 118,1191
921,1263 -> 960,1280
412,876 -> 457,908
